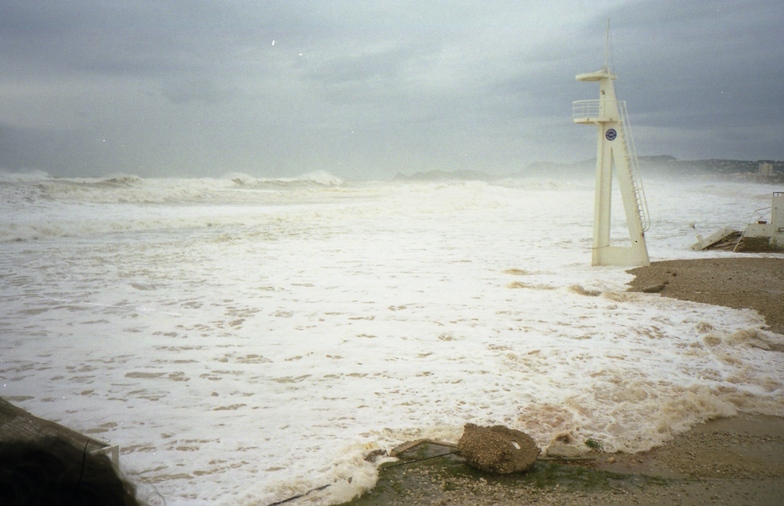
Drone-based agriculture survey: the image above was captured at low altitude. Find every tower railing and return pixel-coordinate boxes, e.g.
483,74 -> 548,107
572,100 -> 604,122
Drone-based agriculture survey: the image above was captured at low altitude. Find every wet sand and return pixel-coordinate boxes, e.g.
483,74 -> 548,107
342,414 -> 784,505
626,257 -> 784,335
341,256 -> 784,506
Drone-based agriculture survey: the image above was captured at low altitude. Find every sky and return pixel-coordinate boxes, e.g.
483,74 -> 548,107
1,0 -> 783,180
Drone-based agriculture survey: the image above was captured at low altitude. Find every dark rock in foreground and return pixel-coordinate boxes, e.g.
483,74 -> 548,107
457,423 -> 540,474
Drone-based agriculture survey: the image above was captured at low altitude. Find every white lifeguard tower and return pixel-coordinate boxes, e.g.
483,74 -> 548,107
573,27 -> 651,267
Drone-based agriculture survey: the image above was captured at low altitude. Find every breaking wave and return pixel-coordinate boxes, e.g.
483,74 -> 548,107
229,170 -> 344,190
1,171 -> 345,205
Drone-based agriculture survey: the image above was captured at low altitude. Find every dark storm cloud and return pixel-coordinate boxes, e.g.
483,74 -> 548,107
1,0 -> 782,178
599,1 -> 784,160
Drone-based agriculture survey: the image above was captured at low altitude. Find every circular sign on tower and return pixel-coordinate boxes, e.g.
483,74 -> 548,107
605,128 -> 617,141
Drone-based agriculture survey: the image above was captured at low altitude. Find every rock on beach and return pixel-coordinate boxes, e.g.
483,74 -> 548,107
457,423 -> 540,474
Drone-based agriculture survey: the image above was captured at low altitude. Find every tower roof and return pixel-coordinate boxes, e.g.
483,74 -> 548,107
576,68 -> 615,82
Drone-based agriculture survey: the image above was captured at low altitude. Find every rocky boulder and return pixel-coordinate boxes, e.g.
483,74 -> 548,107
457,423 -> 540,474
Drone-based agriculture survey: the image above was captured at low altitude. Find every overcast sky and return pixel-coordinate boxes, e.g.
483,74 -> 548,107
1,1 -> 783,179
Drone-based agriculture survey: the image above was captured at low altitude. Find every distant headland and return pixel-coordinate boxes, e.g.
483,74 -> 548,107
394,156 -> 784,183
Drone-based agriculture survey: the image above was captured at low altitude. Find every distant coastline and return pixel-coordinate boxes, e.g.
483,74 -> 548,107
394,156 -> 784,183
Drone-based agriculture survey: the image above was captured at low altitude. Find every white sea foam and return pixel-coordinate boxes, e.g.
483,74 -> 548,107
1,174 -> 782,505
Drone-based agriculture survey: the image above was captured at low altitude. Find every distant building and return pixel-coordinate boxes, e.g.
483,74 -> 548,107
759,162 -> 774,177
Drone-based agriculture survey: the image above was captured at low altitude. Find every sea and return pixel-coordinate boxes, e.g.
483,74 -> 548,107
1,170 -> 782,505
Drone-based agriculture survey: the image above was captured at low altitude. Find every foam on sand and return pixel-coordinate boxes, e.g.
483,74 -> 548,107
1,175 -> 782,505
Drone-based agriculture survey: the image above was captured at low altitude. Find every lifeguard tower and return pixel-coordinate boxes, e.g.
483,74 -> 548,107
573,27 -> 651,267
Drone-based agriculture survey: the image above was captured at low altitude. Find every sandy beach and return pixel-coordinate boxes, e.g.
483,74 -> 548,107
342,256 -> 784,506
626,257 -> 784,336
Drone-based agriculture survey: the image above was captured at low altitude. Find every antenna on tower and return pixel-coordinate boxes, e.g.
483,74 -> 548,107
603,20 -> 614,73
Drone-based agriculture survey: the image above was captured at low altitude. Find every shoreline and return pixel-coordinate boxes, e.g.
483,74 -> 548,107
342,256 -> 784,505
626,257 -> 784,335
341,414 -> 784,506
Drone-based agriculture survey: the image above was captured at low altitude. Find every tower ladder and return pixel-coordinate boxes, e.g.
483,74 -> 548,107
618,100 -> 651,232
